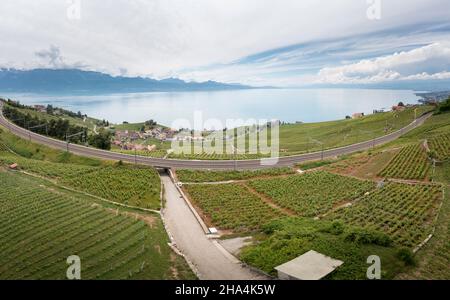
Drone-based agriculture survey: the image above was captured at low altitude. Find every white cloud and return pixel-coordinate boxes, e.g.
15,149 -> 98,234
315,42 -> 450,84
0,0 -> 449,86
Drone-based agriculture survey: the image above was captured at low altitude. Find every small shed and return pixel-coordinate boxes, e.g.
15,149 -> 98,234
275,250 -> 343,280
9,163 -> 18,170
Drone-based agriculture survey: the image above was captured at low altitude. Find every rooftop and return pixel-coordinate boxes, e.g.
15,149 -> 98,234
275,250 -> 343,280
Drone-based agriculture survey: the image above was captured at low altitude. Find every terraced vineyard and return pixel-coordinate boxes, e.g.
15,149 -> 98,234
176,167 -> 295,183
327,182 -> 442,247
248,171 -> 375,217
184,183 -> 284,232
113,149 -> 168,158
0,140 -> 8,152
429,133 -> 450,161
169,152 -> 268,160
0,151 -> 161,210
0,153 -> 98,179
0,170 -> 194,280
61,165 -> 161,210
379,144 -> 430,180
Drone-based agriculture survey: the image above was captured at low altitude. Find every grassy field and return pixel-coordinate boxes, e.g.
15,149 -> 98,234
175,167 -> 295,183
323,150 -> 397,180
248,171 -> 375,217
184,183 -> 284,232
0,126 -> 104,166
326,182 -> 442,248
162,105 -> 433,160
3,103 -> 99,132
240,217 -> 406,279
0,169 -> 194,280
276,105 -> 432,155
378,144 -> 430,180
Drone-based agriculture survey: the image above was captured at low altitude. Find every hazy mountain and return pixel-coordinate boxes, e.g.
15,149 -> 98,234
0,68 -> 252,93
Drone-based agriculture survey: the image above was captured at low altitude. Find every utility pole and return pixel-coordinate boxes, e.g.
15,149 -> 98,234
321,144 -> 324,160
373,133 -> 376,149
231,144 -> 237,171
29,123 -> 48,142
309,137 -> 324,160
65,131 -> 85,153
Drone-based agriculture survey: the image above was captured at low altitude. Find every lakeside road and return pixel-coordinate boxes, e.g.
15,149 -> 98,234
0,102 -> 431,170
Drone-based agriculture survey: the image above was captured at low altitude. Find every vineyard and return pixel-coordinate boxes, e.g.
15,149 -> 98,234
248,171 -> 375,217
0,140 -> 8,152
0,170 -> 194,280
379,144 -> 430,180
61,165 -> 161,210
0,153 -> 98,179
184,183 -> 284,232
429,133 -> 450,161
168,152 -> 268,160
326,182 -> 442,247
0,153 -> 161,210
175,167 -> 295,183
113,149 -> 168,158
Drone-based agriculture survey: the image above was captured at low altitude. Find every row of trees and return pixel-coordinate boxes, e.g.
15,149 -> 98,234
45,104 -> 86,119
436,97 -> 450,114
3,106 -> 91,146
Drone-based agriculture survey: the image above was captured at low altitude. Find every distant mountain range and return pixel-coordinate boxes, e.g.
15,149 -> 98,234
0,68 -> 253,93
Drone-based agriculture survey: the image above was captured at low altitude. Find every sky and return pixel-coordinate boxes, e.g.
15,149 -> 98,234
0,0 -> 450,87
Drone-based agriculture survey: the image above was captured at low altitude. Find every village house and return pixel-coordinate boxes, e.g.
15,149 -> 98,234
115,130 -> 129,141
33,105 -> 47,113
352,112 -> 365,119
392,105 -> 406,112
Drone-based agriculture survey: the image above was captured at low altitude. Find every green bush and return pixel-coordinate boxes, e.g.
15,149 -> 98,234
321,221 -> 345,235
396,248 -> 416,266
344,228 -> 392,247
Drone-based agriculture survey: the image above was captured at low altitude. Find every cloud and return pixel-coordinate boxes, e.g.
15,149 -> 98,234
315,42 -> 450,84
0,0 -> 450,87
34,45 -> 65,68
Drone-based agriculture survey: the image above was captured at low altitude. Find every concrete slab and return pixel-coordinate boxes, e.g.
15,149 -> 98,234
275,250 -> 343,280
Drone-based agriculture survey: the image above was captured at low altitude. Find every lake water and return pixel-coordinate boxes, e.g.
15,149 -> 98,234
1,89 -> 421,129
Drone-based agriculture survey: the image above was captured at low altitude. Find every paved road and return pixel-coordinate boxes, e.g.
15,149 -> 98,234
0,102 -> 431,170
161,173 -> 267,280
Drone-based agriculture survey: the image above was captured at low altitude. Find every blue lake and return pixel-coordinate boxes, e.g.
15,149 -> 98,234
1,89 -> 421,129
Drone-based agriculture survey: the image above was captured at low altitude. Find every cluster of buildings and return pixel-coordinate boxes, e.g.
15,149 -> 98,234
113,127 -> 177,152
352,102 -> 410,119
33,104 -> 64,115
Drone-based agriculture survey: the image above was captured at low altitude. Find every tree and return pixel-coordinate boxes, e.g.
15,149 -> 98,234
88,129 -> 112,150
398,101 -> 405,107
437,97 -> 450,114
46,104 -> 54,115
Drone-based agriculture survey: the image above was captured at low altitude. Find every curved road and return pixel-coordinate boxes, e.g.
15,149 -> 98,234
0,102 -> 431,170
